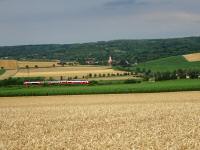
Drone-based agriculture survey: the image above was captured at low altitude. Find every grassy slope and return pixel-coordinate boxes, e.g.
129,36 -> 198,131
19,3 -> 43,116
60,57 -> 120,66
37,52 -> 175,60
0,69 -> 5,76
0,79 -> 200,97
132,56 -> 200,72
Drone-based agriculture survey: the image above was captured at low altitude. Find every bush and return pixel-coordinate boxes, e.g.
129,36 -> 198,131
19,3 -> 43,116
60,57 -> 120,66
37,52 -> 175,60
68,77 -> 72,80
0,77 -> 45,87
89,80 -> 98,85
88,73 -> 92,78
124,79 -> 141,84
48,77 -> 54,81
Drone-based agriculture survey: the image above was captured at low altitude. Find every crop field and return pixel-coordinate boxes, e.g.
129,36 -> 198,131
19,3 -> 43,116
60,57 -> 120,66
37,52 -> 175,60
0,60 -> 18,70
0,91 -> 200,149
183,53 -> 200,62
18,61 -> 60,68
14,66 -> 125,79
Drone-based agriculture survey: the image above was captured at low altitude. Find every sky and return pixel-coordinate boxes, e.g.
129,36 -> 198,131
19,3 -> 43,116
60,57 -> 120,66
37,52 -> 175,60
0,0 -> 200,46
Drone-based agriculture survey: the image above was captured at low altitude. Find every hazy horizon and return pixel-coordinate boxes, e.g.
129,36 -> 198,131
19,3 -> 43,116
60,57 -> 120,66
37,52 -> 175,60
1,35 -> 200,47
0,0 -> 200,46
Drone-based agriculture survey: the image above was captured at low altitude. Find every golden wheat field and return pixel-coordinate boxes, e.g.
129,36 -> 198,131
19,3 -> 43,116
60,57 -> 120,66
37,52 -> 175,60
14,66 -> 125,79
0,92 -> 200,149
183,53 -> 200,62
17,61 -> 60,68
0,60 -> 18,70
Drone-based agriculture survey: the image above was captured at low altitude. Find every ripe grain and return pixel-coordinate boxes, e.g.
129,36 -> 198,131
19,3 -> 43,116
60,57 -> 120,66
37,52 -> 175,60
0,92 -> 200,149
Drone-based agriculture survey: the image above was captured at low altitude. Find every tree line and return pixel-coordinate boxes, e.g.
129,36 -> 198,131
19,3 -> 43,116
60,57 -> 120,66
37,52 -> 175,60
141,69 -> 200,81
0,36 -> 200,64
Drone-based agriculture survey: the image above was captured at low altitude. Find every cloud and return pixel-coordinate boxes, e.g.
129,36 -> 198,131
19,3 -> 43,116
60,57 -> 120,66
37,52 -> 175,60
145,11 -> 200,23
0,0 -> 199,45
104,0 -> 137,7
103,0 -> 172,8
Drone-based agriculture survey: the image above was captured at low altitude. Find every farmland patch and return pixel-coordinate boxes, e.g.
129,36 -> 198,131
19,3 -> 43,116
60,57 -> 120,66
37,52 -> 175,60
183,53 -> 200,62
0,92 -> 200,149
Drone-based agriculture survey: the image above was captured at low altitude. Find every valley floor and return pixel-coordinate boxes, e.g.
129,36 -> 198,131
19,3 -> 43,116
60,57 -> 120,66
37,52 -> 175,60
0,92 -> 200,149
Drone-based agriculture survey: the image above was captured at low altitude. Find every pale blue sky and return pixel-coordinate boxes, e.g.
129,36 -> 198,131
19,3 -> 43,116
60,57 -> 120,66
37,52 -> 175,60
0,0 -> 200,46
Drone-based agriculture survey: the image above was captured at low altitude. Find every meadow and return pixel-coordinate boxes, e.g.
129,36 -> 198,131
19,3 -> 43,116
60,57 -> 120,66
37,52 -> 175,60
131,55 -> 200,72
0,79 -> 199,97
0,91 -> 199,149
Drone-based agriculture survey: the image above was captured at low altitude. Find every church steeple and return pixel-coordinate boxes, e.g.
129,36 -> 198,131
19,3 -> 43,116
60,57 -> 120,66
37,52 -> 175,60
108,56 -> 112,66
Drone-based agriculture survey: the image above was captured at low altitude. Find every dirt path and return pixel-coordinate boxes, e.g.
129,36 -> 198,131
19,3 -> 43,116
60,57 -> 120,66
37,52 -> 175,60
0,92 -> 200,149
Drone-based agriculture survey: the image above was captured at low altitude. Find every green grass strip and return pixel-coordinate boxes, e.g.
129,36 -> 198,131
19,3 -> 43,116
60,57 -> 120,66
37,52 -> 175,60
0,79 -> 200,97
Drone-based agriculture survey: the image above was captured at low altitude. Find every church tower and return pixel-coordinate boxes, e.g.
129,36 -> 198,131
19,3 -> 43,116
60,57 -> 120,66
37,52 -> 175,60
108,56 -> 112,66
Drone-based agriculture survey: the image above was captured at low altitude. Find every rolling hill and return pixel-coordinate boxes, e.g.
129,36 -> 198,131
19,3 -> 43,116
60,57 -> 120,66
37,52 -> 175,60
0,36 -> 200,64
131,54 -> 200,72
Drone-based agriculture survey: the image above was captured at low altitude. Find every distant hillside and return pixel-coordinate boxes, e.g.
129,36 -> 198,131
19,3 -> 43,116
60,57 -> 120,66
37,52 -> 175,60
0,36 -> 200,64
131,55 -> 200,72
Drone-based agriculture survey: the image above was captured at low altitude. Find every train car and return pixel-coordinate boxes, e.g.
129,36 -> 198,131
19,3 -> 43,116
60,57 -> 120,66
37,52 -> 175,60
47,80 -> 68,85
24,81 -> 44,86
23,80 -> 90,86
67,80 -> 89,85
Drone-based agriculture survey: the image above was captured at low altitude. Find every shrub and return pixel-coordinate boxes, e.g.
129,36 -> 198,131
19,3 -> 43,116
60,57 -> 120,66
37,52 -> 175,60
48,77 -> 54,81
124,79 -> 141,84
88,73 -> 92,78
0,77 -> 45,87
89,80 -> 98,85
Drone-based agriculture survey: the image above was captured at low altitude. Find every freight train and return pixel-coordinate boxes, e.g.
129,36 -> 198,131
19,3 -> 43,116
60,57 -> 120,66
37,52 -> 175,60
24,80 -> 90,86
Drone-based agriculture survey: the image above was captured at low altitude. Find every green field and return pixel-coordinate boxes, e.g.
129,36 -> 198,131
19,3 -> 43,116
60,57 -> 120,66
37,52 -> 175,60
0,69 -> 5,76
0,79 -> 199,97
131,56 -> 200,72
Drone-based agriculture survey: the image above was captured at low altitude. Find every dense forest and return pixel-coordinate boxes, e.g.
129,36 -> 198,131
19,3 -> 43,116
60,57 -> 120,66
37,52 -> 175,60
0,36 -> 200,64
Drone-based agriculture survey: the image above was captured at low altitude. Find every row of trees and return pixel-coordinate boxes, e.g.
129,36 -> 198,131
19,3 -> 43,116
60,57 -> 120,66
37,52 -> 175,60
142,69 -> 200,81
58,72 -> 134,81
